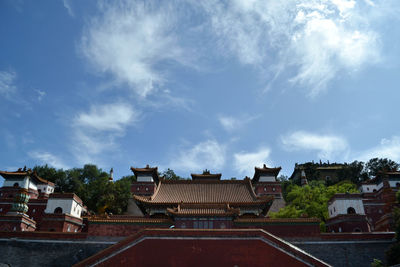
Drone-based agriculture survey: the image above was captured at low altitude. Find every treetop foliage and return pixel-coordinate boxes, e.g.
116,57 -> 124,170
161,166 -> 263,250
270,180 -> 359,231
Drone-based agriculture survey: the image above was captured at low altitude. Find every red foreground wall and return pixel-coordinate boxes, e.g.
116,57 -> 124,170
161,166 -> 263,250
75,229 -> 330,267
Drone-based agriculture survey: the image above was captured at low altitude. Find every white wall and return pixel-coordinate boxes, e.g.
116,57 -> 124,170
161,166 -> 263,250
3,177 -> 30,189
259,175 -> 276,182
137,175 -> 154,182
37,184 -> 54,194
328,198 -> 365,218
359,184 -> 378,193
388,180 -> 400,188
45,198 -> 82,218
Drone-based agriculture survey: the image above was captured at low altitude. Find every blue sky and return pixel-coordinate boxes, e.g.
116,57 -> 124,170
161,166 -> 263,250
1,0 -> 400,181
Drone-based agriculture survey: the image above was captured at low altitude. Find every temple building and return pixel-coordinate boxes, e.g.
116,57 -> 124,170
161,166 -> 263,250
127,165 -> 286,229
326,170 -> 400,232
0,165 -> 396,266
0,169 -> 84,232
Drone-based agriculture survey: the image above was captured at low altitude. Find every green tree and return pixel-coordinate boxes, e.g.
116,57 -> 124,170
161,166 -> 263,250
270,180 -> 358,230
364,158 -> 399,178
161,168 -> 186,180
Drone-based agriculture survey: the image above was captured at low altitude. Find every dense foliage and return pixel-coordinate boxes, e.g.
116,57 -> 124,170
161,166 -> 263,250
270,180 -> 358,230
34,164 -> 134,215
32,164 -> 188,215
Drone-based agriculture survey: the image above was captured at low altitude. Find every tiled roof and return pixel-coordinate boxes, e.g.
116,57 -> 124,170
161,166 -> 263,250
252,164 -> 281,182
191,170 -> 221,180
167,204 -> 240,216
133,178 -> 272,205
0,169 -> 55,186
130,165 -> 159,183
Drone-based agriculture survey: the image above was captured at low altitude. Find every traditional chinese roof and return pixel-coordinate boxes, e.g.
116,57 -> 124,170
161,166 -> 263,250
252,164 -> 282,182
191,169 -> 221,180
167,203 -> 240,217
133,178 -> 273,206
130,165 -> 159,183
0,169 -> 55,186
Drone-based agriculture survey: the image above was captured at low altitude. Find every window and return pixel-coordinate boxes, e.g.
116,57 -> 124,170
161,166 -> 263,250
334,207 -> 336,212
272,187 -> 276,192
145,187 -> 149,191
347,207 -> 356,214
67,225 -> 71,232
32,209 -> 36,213
181,223 -> 186,229
326,176 -> 330,181
220,223 -> 226,229
13,182 -> 19,188
263,187 -> 266,191
353,228 -> 361,232
54,207 -> 63,214
0,208 -> 2,212
137,187 -> 140,191
379,209 -> 383,214
193,221 -> 198,229
367,187 -> 369,191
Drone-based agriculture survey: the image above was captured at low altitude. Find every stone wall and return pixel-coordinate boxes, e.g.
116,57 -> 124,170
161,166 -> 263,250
0,238 -> 114,267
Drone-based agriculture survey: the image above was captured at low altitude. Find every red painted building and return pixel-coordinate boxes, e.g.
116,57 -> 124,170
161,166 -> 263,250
0,169 -> 84,233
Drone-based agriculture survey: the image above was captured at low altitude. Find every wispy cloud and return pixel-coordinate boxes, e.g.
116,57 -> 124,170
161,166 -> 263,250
74,103 -> 138,132
169,139 -> 226,172
63,0 -> 74,17
281,130 -> 348,159
0,70 -> 17,96
28,151 -> 69,169
80,1 -> 188,97
71,102 -> 139,164
233,147 -> 272,175
35,89 -> 46,101
199,0 -> 386,96
356,136 -> 400,162
218,114 -> 258,132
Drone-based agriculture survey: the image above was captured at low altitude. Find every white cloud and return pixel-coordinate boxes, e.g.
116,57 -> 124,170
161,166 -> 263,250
71,102 -> 139,164
80,1 -> 187,97
169,140 -> 226,172
35,89 -> 46,101
233,147 -> 272,175
0,70 -> 17,96
199,0 -> 384,96
356,136 -> 400,162
63,0 -> 74,17
28,151 -> 69,169
74,103 -> 138,132
281,131 -> 348,159
218,114 -> 257,132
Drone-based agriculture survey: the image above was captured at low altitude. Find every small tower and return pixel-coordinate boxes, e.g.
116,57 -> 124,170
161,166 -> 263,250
109,168 -> 114,182
0,187 -> 36,231
300,170 -> 308,186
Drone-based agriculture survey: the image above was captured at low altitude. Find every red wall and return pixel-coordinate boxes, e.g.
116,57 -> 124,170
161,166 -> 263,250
96,239 -> 309,267
88,223 -> 171,236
